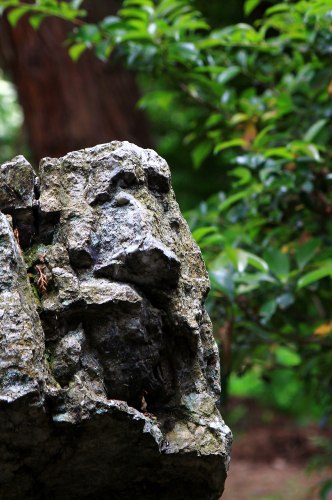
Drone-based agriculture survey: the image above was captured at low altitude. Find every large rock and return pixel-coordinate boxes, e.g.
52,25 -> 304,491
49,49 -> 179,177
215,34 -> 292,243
0,142 -> 231,499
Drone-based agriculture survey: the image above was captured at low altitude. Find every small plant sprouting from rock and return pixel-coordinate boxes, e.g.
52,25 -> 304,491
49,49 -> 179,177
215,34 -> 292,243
24,245 -> 51,299
36,254 -> 48,295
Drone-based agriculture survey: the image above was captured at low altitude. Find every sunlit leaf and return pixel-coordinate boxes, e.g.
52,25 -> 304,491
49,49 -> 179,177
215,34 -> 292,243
217,66 -> 240,85
214,138 -> 246,154
8,6 -> 29,26
303,119 -> 328,142
69,43 -> 87,61
275,346 -> 300,367
298,266 -> 332,288
226,247 -> 269,273
29,14 -> 44,29
244,0 -> 262,16
229,167 -> 252,186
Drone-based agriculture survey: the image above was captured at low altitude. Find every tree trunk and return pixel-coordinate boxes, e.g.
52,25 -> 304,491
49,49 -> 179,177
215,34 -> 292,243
0,1 -> 151,161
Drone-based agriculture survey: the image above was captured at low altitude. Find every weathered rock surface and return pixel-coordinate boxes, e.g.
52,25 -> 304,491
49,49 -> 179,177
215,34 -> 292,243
0,142 -> 231,499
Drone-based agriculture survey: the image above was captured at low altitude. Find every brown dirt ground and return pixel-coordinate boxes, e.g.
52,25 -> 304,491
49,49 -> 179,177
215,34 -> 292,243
223,460 -> 331,499
221,398 -> 332,499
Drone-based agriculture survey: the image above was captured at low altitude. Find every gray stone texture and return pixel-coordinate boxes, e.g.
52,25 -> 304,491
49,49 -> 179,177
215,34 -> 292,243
0,142 -> 231,499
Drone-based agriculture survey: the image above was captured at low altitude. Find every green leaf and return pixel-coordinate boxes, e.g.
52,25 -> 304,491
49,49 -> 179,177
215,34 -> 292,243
100,15 -> 122,29
69,43 -> 87,61
94,40 -> 113,62
192,226 -> 217,243
229,167 -> 252,186
253,125 -> 274,148
229,113 -> 248,125
226,247 -> 248,272
210,268 -> 234,298
275,346 -> 300,367
218,188 -> 252,213
226,247 -> 269,273
195,65 -> 227,74
217,66 -> 240,85
29,14 -> 44,29
244,0 -> 262,16
303,119 -> 328,142
259,299 -> 277,322
191,141 -> 212,169
305,145 -> 321,162
246,252 -> 269,273
174,15 -> 209,32
298,266 -> 332,289
264,147 -> 293,160
295,239 -> 320,270
290,142 -> 321,162
266,4 -> 290,15
118,8 -> 149,20
199,233 -> 224,247
120,31 -> 153,42
214,138 -> 246,154
263,248 -> 290,281
58,1 -> 85,20
168,42 -> 199,63
8,6 -> 29,26
77,23 -> 100,42
237,272 -> 275,294
124,0 -> 154,6
157,0 -> 190,19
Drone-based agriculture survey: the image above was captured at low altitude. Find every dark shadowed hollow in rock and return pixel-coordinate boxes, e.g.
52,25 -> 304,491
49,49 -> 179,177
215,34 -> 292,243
0,142 -> 232,499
